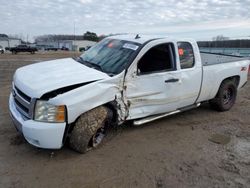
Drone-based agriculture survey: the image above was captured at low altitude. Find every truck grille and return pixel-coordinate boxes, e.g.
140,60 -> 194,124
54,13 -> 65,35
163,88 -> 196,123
15,86 -> 31,102
12,85 -> 33,119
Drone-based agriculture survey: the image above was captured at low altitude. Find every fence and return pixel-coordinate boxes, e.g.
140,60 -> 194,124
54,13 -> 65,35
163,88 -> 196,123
200,48 -> 250,57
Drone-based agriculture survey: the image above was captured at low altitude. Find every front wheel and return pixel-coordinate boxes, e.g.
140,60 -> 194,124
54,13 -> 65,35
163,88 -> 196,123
69,106 -> 110,153
209,80 -> 237,111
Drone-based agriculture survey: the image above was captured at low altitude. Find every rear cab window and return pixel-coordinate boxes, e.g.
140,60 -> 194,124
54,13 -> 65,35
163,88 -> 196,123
177,42 -> 195,69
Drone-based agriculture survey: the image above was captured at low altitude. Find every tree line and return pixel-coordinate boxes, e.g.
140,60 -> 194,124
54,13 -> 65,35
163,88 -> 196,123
34,31 -> 127,43
35,31 -> 100,43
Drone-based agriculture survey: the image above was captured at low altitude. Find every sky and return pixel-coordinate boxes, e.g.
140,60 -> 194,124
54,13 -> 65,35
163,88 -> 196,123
0,0 -> 250,41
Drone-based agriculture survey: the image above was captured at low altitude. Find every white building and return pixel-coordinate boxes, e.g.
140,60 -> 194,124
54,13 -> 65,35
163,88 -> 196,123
0,37 -> 21,49
72,40 -> 96,51
36,40 -> 96,51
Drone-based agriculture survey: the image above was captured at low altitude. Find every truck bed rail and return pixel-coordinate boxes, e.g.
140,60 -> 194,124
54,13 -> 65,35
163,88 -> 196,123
200,51 -> 248,66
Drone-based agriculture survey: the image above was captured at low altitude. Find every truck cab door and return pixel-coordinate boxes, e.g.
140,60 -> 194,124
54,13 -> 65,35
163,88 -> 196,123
176,41 -> 202,107
124,41 -> 182,120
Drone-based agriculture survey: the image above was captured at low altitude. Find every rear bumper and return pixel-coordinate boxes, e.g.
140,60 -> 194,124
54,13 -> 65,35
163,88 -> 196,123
9,94 -> 66,149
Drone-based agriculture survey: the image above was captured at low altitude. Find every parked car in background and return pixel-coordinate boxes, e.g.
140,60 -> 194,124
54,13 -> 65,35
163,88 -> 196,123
61,46 -> 69,51
0,45 -> 5,54
79,46 -> 91,52
45,47 -> 58,51
79,47 -> 85,52
10,45 -> 38,54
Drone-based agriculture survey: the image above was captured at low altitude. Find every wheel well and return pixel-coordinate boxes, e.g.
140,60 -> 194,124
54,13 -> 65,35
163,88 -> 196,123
212,76 -> 240,100
63,102 -> 119,143
221,75 -> 240,87
104,101 -> 119,125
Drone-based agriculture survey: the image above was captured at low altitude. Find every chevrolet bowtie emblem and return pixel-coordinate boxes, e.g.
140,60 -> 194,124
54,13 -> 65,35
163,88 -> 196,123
12,89 -> 17,97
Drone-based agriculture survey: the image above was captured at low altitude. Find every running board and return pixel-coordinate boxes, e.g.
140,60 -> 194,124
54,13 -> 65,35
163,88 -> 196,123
133,103 -> 200,126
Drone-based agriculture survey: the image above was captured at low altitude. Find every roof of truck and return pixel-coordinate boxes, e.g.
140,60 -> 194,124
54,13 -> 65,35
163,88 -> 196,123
107,34 -> 169,44
107,34 -> 196,45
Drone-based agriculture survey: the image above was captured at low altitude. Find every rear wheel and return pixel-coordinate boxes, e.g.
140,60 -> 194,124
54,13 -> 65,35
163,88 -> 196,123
209,80 -> 237,111
69,106 -> 110,153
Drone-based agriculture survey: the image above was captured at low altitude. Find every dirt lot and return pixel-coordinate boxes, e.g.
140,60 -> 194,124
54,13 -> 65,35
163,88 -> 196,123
0,52 -> 250,188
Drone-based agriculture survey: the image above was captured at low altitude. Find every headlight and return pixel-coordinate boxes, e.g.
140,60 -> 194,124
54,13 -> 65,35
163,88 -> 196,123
34,100 -> 66,123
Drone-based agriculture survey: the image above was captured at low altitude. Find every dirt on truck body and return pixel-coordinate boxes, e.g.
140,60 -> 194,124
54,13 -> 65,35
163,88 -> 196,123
0,52 -> 250,188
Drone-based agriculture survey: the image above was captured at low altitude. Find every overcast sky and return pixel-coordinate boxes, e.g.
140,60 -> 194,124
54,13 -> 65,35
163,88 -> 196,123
0,0 -> 250,41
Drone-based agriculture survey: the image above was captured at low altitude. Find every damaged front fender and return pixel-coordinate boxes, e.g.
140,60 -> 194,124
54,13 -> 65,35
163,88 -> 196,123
48,72 -> 128,124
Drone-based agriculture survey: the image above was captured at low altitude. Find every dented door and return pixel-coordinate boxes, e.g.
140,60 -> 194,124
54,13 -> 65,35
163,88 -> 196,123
125,71 -> 182,119
124,41 -> 182,120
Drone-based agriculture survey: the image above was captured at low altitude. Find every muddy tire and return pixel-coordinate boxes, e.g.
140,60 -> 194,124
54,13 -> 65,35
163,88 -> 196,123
209,80 -> 237,111
69,106 -> 109,154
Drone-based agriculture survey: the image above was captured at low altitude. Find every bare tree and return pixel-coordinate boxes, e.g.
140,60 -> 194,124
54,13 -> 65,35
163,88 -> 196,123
212,35 -> 229,41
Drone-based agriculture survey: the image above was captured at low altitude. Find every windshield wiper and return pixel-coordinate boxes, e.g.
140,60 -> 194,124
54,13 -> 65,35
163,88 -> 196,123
77,57 -> 104,72
85,60 -> 104,72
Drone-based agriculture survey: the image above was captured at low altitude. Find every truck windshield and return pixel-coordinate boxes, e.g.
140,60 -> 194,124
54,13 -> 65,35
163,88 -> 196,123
79,39 -> 141,75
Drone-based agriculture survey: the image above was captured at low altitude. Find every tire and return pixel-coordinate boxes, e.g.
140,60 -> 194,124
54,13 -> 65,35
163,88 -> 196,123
69,106 -> 109,153
209,80 -> 237,111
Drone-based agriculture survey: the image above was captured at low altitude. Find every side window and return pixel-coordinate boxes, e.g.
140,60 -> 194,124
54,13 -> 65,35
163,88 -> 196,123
137,43 -> 175,74
177,42 -> 195,69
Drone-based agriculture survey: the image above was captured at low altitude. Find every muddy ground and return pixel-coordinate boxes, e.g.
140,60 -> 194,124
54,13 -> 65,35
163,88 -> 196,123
0,52 -> 249,188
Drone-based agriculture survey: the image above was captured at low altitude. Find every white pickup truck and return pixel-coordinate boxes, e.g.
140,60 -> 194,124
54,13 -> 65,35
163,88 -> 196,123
9,35 -> 249,153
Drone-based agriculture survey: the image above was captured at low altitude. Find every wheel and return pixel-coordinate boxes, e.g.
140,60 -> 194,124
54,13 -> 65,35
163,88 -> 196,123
69,106 -> 110,153
209,80 -> 237,111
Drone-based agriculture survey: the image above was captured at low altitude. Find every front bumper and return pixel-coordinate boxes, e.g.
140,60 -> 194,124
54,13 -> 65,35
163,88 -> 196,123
9,94 -> 66,149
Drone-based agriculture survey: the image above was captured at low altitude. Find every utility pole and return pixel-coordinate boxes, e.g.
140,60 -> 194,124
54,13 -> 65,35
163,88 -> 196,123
74,21 -> 77,55
26,34 -> 29,45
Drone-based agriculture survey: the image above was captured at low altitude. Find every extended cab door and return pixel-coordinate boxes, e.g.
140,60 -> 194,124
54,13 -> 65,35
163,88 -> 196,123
176,41 -> 202,107
124,40 -> 202,120
124,40 -> 182,120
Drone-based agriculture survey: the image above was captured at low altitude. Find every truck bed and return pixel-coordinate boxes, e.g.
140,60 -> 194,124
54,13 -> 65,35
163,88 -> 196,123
197,53 -> 249,103
200,52 -> 248,66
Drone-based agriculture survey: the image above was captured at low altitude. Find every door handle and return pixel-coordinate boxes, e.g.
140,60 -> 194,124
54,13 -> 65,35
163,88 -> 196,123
165,78 -> 179,83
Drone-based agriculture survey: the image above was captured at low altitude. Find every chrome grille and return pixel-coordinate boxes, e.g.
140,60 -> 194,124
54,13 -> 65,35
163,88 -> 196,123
12,85 -> 33,119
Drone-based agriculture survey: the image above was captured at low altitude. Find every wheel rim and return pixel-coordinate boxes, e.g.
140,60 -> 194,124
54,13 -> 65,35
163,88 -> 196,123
92,127 -> 105,148
223,87 -> 233,105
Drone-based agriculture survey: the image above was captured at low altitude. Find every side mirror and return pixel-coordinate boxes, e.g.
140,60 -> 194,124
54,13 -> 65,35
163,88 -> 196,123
137,69 -> 141,75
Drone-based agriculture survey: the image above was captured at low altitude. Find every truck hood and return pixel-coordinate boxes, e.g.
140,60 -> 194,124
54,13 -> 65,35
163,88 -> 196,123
14,58 -> 110,98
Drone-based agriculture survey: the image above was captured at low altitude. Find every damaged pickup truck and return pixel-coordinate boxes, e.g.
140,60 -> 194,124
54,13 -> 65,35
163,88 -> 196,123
9,35 -> 249,153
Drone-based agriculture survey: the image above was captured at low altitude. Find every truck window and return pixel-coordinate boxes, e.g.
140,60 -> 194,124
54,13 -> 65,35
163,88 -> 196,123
177,42 -> 195,69
138,43 -> 175,74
